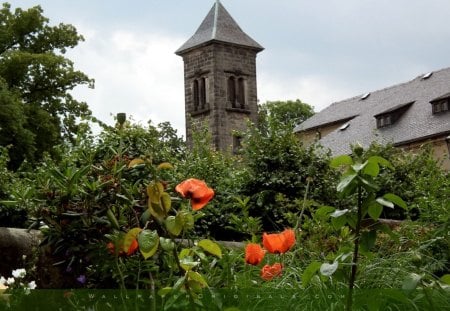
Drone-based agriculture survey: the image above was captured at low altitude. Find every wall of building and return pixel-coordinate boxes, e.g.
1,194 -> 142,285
399,135 -> 450,170
180,42 -> 259,151
297,121 -> 348,147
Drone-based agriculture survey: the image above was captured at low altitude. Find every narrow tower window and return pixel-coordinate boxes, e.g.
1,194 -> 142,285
237,77 -> 246,108
228,77 -> 236,108
200,77 -> 206,109
193,80 -> 199,111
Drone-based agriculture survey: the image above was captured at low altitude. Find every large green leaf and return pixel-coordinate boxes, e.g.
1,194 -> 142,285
198,239 -> 222,258
330,155 -> 353,168
383,193 -> 407,210
368,156 -> 393,170
351,161 -> 367,172
147,181 -> 164,204
376,197 -> 394,209
363,160 -> 380,177
178,211 -> 194,230
368,202 -> 383,221
161,192 -> 172,213
159,237 -> 175,252
188,271 -> 208,287
440,274 -> 450,285
337,173 -> 357,192
330,209 -> 349,218
360,230 -> 377,252
165,215 -> 183,236
302,261 -> 322,288
331,215 -> 347,229
138,229 -> 159,259
314,206 -> 335,220
402,273 -> 422,291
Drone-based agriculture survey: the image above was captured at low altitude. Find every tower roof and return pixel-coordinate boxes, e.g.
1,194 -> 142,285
175,1 -> 264,55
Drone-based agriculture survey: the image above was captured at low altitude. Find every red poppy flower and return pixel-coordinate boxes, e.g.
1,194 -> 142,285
175,178 -> 214,210
245,243 -> 265,265
126,239 -> 139,256
262,228 -> 296,254
107,239 -> 138,256
260,263 -> 283,281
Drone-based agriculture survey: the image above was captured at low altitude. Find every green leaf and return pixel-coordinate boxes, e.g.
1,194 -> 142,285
330,155 -> 353,168
363,160 -> 380,177
148,201 -> 166,220
147,181 -> 164,204
360,230 -> 377,252
359,176 -> 379,191
351,161 -> 367,172
320,261 -> 338,277
159,237 -> 175,252
337,173 -> 357,192
440,274 -> 450,285
188,271 -> 208,287
314,206 -> 335,220
331,215 -> 347,229
165,215 -> 183,236
106,208 -> 120,230
302,261 -> 322,288
376,197 -> 394,209
157,162 -> 173,170
179,211 -> 194,230
198,239 -> 222,258
138,229 -> 159,259
128,158 -> 145,168
180,256 -> 200,271
368,202 -> 383,221
123,227 -> 142,253
330,209 -> 348,218
161,192 -> 172,213
368,156 -> 393,170
402,273 -> 422,291
157,287 -> 172,297
383,193 -> 407,210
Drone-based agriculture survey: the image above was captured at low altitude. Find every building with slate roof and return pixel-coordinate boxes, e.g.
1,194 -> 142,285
294,67 -> 450,169
176,0 -> 263,152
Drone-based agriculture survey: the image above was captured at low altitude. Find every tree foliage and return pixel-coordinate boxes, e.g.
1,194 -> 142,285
258,99 -> 314,129
0,3 -> 94,169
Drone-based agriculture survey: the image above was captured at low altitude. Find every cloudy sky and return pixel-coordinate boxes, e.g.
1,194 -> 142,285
11,0 -> 450,137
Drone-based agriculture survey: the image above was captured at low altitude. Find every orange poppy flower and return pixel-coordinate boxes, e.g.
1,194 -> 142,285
262,228 -> 296,254
260,263 -> 283,281
175,178 -> 214,210
245,243 -> 265,265
126,239 -> 139,256
107,239 -> 139,256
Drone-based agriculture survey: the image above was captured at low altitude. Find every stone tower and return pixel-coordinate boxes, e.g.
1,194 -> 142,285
175,0 -> 263,152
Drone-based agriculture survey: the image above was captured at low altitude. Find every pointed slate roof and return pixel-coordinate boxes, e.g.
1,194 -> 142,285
175,1 -> 263,55
294,67 -> 450,156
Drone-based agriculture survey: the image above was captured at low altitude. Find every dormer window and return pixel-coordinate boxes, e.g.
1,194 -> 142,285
376,114 -> 392,128
430,93 -> 450,114
374,101 -> 414,129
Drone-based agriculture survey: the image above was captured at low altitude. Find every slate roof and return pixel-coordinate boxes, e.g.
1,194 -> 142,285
294,67 -> 450,155
175,0 -> 263,55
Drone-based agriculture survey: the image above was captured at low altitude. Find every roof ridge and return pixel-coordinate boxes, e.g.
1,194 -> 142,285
355,66 -> 450,100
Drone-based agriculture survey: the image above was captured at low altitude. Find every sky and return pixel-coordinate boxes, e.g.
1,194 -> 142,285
10,0 -> 450,137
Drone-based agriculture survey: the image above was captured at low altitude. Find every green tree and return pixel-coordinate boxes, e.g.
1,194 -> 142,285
258,99 -> 314,129
0,3 -> 94,169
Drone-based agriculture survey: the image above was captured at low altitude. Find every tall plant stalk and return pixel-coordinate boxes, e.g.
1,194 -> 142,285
346,185 -> 362,311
